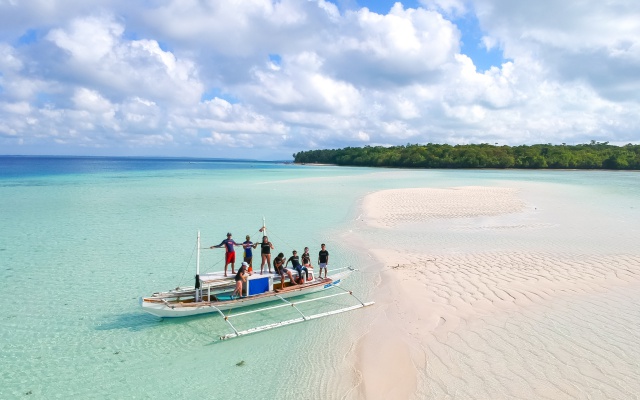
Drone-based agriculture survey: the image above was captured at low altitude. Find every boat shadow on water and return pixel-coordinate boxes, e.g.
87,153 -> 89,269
94,312 -> 164,332
94,309 -> 245,331
94,301 -> 300,336
92,311 -> 234,333
99,296 -> 366,344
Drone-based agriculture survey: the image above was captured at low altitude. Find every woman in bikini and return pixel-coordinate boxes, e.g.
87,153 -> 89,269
258,235 -> 275,274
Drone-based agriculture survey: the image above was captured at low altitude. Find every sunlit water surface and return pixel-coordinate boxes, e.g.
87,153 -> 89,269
1,157 -> 638,398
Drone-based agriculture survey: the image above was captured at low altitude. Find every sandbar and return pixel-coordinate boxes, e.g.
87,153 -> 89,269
350,185 -> 640,399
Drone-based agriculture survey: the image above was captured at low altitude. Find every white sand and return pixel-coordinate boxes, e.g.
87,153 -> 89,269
362,186 -> 527,228
350,185 -> 640,399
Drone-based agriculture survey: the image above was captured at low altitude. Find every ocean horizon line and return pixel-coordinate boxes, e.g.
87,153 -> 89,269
0,154 -> 292,163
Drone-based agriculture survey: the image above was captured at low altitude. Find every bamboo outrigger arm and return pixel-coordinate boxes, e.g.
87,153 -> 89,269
219,286 -> 374,340
210,304 -> 240,337
275,294 -> 308,321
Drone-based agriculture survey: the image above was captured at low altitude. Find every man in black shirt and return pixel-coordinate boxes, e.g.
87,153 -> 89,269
286,250 -> 308,283
318,243 -> 329,279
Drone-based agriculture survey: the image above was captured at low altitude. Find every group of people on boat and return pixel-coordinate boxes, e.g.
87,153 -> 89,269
209,229 -> 330,297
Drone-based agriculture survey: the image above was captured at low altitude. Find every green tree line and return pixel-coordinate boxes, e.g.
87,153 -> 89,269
293,141 -> 640,170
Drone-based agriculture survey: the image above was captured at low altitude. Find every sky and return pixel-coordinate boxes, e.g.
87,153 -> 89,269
1,0 -> 639,160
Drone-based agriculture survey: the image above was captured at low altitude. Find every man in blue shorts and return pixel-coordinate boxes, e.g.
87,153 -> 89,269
242,235 -> 254,273
286,250 -> 308,284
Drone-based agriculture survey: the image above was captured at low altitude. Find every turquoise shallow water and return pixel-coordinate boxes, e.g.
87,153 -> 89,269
0,158 -> 379,399
1,158 -> 639,398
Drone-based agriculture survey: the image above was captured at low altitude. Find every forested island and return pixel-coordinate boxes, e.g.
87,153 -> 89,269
293,141 -> 640,170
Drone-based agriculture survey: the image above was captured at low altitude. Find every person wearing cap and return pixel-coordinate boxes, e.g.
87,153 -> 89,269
242,235 -> 255,273
210,232 -> 241,277
233,262 -> 249,298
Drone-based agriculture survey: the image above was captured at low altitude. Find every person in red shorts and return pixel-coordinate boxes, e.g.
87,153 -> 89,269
210,232 -> 241,277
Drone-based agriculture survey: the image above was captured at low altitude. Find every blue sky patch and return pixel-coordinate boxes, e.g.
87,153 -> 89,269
16,29 -> 40,46
268,53 -> 282,67
123,30 -> 173,52
454,13 -> 506,72
35,92 -> 56,107
201,88 -> 238,104
355,0 -> 421,14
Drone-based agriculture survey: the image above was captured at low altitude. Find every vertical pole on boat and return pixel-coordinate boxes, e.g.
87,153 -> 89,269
195,230 -> 201,302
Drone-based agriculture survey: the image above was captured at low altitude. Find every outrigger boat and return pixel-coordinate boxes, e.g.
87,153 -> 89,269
140,229 -> 374,339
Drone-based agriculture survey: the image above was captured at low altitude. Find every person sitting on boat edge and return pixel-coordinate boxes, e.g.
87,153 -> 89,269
286,250 -> 308,284
242,235 -> 255,273
233,262 -> 250,298
274,252 -> 296,288
302,247 -> 313,270
210,232 -> 241,277
318,243 -> 329,279
258,234 -> 275,275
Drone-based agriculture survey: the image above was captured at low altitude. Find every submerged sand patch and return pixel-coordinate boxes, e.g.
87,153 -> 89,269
362,186 -> 527,228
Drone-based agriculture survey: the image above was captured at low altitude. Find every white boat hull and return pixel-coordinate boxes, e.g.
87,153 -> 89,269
141,275 -> 347,318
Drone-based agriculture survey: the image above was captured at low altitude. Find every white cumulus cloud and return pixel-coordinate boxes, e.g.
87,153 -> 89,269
0,0 -> 638,158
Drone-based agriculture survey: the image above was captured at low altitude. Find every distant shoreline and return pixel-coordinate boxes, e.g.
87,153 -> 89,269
298,162 -> 337,167
295,161 -> 640,172
294,142 -> 640,170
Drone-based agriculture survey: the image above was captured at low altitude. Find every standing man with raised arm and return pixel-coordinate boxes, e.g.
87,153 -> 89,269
318,243 -> 329,279
210,232 -> 241,277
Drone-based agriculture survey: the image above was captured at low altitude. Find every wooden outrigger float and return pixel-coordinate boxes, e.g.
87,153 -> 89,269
140,227 -> 374,339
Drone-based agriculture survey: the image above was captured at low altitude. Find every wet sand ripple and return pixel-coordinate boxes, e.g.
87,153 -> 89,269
352,185 -> 640,399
